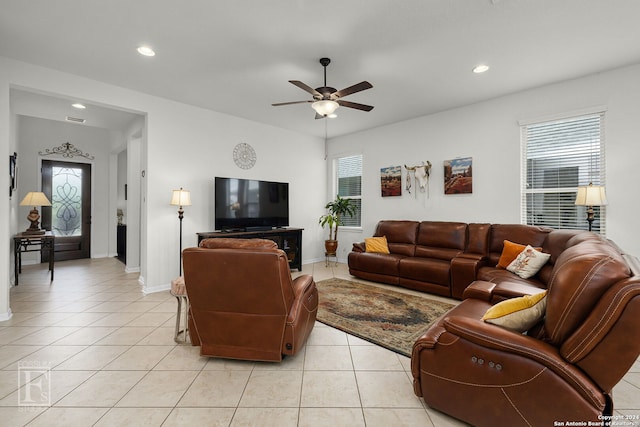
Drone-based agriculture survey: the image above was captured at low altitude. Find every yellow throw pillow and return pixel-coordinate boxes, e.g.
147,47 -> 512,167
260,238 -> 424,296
482,291 -> 547,332
365,236 -> 390,254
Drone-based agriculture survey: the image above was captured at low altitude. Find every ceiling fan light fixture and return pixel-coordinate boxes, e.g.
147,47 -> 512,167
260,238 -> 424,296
311,100 -> 339,116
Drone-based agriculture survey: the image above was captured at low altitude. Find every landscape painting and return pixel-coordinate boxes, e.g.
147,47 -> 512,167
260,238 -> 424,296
444,157 -> 473,194
380,165 -> 402,197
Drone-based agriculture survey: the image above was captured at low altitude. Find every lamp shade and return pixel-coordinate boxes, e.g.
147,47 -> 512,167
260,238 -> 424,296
575,184 -> 608,206
170,188 -> 192,207
311,100 -> 339,116
19,192 -> 52,207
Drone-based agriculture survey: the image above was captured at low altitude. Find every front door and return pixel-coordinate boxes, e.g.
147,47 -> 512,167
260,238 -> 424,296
41,160 -> 91,261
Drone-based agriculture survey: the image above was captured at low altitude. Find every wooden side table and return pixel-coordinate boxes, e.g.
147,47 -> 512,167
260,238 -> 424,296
13,231 -> 55,286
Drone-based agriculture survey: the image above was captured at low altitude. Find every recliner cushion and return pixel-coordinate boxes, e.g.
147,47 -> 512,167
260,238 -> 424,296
544,241 -> 631,345
199,238 -> 278,250
373,220 -> 419,256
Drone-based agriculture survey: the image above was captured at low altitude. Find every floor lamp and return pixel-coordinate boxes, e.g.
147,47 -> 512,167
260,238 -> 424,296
170,188 -> 191,276
575,183 -> 607,232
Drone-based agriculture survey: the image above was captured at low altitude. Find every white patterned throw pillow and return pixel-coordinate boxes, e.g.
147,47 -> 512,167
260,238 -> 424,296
507,245 -> 551,279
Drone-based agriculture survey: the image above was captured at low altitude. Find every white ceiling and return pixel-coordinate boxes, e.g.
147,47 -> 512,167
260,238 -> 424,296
10,89 -> 142,131
2,0 -> 640,138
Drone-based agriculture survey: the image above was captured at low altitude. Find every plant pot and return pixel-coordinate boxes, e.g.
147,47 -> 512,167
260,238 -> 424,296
324,239 -> 338,255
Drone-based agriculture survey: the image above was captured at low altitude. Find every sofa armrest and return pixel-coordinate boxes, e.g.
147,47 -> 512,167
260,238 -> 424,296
441,315 -> 604,409
285,275 -> 318,356
291,274 -> 315,298
450,254 -> 486,299
352,242 -> 366,252
462,280 -> 497,301
288,275 -> 316,320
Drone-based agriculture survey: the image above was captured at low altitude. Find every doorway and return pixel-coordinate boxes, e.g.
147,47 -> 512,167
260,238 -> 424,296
41,160 -> 92,261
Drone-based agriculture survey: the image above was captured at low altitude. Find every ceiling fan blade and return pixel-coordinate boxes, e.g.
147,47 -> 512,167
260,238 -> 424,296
272,100 -> 313,106
336,99 -> 374,111
314,113 -> 325,120
289,80 -> 322,97
332,81 -> 373,99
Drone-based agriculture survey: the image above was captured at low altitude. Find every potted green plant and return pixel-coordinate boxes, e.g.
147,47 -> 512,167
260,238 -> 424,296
318,195 -> 357,255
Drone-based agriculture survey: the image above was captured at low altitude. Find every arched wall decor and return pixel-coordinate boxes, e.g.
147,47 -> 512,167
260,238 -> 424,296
39,142 -> 95,160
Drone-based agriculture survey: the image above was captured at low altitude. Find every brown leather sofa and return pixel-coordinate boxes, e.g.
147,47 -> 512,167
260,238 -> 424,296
182,238 -> 318,362
411,232 -> 640,426
350,220 -> 640,422
348,220 -> 587,299
349,220 -> 470,298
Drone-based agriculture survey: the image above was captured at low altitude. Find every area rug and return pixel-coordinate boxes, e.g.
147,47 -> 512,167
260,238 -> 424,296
315,278 -> 455,357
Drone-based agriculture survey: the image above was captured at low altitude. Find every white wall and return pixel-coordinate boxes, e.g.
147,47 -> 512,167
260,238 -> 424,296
0,56 -> 326,318
6,52 -> 637,320
117,150 -> 127,218
16,115 -> 113,260
328,63 -> 640,259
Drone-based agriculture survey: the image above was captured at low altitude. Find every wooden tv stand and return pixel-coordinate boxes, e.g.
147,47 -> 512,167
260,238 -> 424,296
196,228 -> 303,271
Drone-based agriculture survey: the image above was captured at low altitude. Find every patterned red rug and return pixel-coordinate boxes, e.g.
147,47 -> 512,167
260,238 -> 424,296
316,278 -> 455,357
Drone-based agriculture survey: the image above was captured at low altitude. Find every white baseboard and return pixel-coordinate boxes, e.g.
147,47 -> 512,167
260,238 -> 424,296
0,309 -> 13,322
305,257 -> 346,265
91,253 -> 109,259
143,283 -> 171,294
125,266 -> 141,273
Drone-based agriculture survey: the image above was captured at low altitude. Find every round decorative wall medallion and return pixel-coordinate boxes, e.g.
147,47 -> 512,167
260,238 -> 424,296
233,143 -> 256,169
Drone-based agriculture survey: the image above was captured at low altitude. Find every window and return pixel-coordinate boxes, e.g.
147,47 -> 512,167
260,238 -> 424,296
336,154 -> 362,227
521,112 -> 606,234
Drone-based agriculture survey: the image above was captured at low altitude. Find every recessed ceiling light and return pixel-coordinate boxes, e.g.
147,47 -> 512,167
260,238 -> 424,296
71,103 -> 86,109
137,46 -> 155,57
473,64 -> 490,74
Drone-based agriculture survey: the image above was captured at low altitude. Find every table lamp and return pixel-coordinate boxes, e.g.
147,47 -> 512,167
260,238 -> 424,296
20,192 -> 52,235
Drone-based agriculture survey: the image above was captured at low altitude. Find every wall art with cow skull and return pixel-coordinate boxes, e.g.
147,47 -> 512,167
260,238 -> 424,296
404,161 -> 432,198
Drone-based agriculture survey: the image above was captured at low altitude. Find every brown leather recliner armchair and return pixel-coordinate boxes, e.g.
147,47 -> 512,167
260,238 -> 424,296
182,238 -> 318,362
412,238 -> 640,426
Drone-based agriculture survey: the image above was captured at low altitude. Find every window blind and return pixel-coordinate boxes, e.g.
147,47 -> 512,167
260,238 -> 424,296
521,113 -> 606,234
337,154 -> 362,227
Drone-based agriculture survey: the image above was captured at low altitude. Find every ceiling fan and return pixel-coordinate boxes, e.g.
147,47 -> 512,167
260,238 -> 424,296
272,58 -> 374,119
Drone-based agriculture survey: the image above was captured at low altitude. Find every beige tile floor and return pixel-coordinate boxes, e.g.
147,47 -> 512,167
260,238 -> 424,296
0,257 -> 638,426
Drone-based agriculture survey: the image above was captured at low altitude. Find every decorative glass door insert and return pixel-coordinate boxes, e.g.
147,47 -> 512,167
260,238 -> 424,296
51,166 -> 83,236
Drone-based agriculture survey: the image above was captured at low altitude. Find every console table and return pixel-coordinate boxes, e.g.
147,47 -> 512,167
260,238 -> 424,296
13,231 -> 55,286
197,228 -> 303,271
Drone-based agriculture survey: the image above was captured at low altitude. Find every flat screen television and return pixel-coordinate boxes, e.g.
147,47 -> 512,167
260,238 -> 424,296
214,177 -> 289,231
